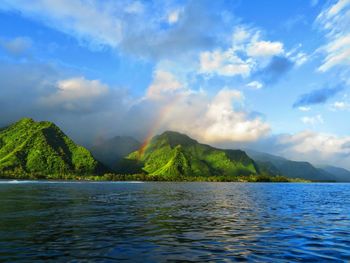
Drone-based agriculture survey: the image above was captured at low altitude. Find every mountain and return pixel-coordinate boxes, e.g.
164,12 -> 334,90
247,150 -> 335,181
320,165 -> 350,182
90,136 -> 140,170
0,118 -> 106,177
120,131 -> 258,178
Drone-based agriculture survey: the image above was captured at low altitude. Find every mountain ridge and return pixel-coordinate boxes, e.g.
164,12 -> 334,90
0,118 -> 106,177
1,118 -> 349,182
121,130 -> 259,178
246,149 -> 339,181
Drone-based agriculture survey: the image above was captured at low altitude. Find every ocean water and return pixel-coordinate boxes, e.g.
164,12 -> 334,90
0,181 -> 349,262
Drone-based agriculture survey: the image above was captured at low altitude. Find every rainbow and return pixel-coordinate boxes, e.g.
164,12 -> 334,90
137,95 -> 182,159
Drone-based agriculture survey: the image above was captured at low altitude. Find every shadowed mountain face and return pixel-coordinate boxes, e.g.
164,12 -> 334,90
0,118 -> 106,175
90,136 -> 141,171
121,131 -> 259,178
246,150 -> 336,182
320,165 -> 350,182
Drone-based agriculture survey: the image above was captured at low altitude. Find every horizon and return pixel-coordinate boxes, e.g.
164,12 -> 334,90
1,0 -> 350,169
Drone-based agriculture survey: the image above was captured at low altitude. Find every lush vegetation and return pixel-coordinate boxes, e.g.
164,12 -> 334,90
0,171 -> 309,182
0,119 -> 310,182
122,131 -> 259,178
0,118 -> 106,175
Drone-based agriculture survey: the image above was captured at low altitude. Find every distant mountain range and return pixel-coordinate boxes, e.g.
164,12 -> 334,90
1,118 -> 350,182
246,150 -> 336,182
90,136 -> 140,170
319,165 -> 350,182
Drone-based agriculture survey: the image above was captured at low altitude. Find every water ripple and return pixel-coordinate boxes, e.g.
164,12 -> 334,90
0,182 -> 350,262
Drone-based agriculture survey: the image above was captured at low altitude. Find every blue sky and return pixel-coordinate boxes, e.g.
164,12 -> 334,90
0,0 -> 350,168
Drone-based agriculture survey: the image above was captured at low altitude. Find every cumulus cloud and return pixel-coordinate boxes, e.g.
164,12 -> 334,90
146,70 -> 183,99
199,50 -> 252,77
197,89 -> 270,142
276,130 -> 350,169
0,60 -> 131,145
133,70 -> 270,143
39,77 -> 109,111
293,84 -> 344,108
246,40 -> 284,57
316,0 -> 350,71
199,26 -> 296,83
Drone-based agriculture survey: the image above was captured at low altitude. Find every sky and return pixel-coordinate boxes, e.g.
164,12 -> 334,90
0,0 -> 350,169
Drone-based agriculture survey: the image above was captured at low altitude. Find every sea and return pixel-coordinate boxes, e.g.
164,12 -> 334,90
0,181 -> 349,262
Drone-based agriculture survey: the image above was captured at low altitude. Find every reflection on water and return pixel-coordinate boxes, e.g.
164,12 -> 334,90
0,182 -> 349,261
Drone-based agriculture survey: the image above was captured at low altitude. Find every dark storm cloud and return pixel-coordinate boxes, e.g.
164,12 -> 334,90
293,84 -> 344,108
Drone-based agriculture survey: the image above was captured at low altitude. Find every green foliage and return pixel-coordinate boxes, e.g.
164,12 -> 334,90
120,131 -> 259,179
0,120 -> 310,182
0,118 -> 106,176
0,171 -> 309,182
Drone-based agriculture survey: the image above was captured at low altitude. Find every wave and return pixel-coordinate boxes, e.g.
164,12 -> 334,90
0,180 -> 145,184
0,180 -> 40,184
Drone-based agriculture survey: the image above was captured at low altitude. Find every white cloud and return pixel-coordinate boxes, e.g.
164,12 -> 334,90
330,100 -> 350,110
0,0 -> 123,49
298,106 -> 311,112
146,70 -> 183,99
198,26 -> 292,78
316,0 -> 350,71
199,49 -> 252,77
277,130 -> 350,169
247,40 -> 284,57
291,52 -> 309,67
232,27 -> 251,43
246,81 -> 263,89
301,114 -> 324,125
199,89 -> 270,142
140,69 -> 270,143
40,77 -> 109,111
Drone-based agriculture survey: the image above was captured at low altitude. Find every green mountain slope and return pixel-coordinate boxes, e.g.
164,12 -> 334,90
122,131 -> 258,178
247,150 -> 335,181
0,118 -> 106,176
90,136 -> 140,171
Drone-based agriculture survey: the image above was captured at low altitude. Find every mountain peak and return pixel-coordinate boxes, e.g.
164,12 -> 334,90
0,118 -> 106,176
124,131 -> 258,177
155,131 -> 198,147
